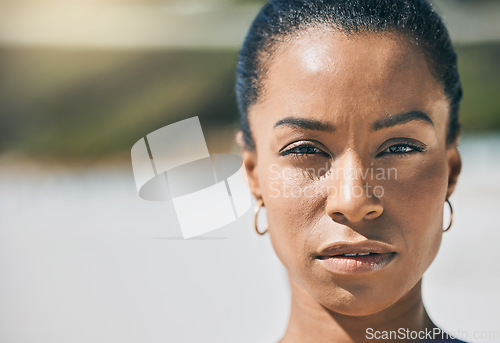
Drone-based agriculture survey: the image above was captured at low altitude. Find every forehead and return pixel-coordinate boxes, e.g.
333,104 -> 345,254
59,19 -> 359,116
255,30 -> 445,119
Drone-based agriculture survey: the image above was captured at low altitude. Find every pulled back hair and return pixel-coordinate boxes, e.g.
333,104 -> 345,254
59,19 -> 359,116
235,0 -> 462,149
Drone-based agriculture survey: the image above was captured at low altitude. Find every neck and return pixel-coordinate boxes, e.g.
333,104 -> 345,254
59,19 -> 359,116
280,278 -> 435,343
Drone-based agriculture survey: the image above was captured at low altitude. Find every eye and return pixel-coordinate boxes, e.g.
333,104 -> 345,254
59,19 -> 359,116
379,141 -> 426,157
280,142 -> 330,157
385,145 -> 416,154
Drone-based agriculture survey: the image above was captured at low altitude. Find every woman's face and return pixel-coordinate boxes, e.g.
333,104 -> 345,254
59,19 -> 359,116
241,31 -> 461,316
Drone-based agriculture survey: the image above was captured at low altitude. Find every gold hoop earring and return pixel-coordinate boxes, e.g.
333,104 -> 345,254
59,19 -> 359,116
443,199 -> 454,232
254,199 -> 268,236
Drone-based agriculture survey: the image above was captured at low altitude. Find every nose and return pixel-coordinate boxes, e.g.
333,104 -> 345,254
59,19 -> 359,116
325,153 -> 384,224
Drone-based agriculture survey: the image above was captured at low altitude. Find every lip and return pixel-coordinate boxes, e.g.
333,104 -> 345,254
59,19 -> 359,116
315,241 -> 397,274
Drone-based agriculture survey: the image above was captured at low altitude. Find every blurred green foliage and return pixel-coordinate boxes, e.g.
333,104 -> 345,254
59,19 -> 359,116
0,43 -> 498,160
456,44 -> 500,131
0,48 -> 240,159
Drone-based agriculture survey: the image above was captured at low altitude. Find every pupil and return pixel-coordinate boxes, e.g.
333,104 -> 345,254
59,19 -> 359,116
299,146 -> 314,154
390,145 -> 407,153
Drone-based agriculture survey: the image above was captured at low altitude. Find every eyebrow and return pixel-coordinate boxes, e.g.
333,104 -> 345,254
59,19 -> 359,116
273,116 -> 336,132
370,111 -> 434,132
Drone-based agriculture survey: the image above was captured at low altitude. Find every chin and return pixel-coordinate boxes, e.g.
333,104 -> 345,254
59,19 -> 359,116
325,296 -> 398,317
312,279 -> 409,317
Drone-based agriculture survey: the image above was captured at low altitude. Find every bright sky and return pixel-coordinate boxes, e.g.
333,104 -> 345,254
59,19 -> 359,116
0,0 -> 498,49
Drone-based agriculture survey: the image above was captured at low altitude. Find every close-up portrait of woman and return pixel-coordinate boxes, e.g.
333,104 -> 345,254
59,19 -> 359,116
235,0 -> 480,342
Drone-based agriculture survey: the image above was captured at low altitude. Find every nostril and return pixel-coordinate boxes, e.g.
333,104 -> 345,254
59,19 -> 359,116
366,209 -> 383,219
331,212 -> 348,223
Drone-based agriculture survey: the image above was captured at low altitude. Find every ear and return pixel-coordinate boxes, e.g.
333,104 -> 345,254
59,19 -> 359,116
446,142 -> 462,199
235,131 -> 262,200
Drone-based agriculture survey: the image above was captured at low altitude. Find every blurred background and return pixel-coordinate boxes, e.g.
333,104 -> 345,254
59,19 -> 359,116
0,0 -> 499,342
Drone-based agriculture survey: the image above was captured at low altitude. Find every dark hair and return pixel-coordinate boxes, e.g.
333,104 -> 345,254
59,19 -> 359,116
236,0 -> 462,149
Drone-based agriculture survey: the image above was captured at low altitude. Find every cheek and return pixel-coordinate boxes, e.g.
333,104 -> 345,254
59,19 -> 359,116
382,153 -> 448,277
259,164 -> 327,274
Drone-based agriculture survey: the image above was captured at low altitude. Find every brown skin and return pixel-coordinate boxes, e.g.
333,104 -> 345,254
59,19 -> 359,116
238,30 -> 461,343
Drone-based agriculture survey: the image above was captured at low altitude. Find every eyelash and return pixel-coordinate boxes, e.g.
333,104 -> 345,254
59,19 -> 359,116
280,141 -> 426,158
378,141 -> 426,157
279,142 -> 330,158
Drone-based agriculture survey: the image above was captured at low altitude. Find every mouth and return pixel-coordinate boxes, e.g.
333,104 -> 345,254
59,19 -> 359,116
315,241 -> 397,274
